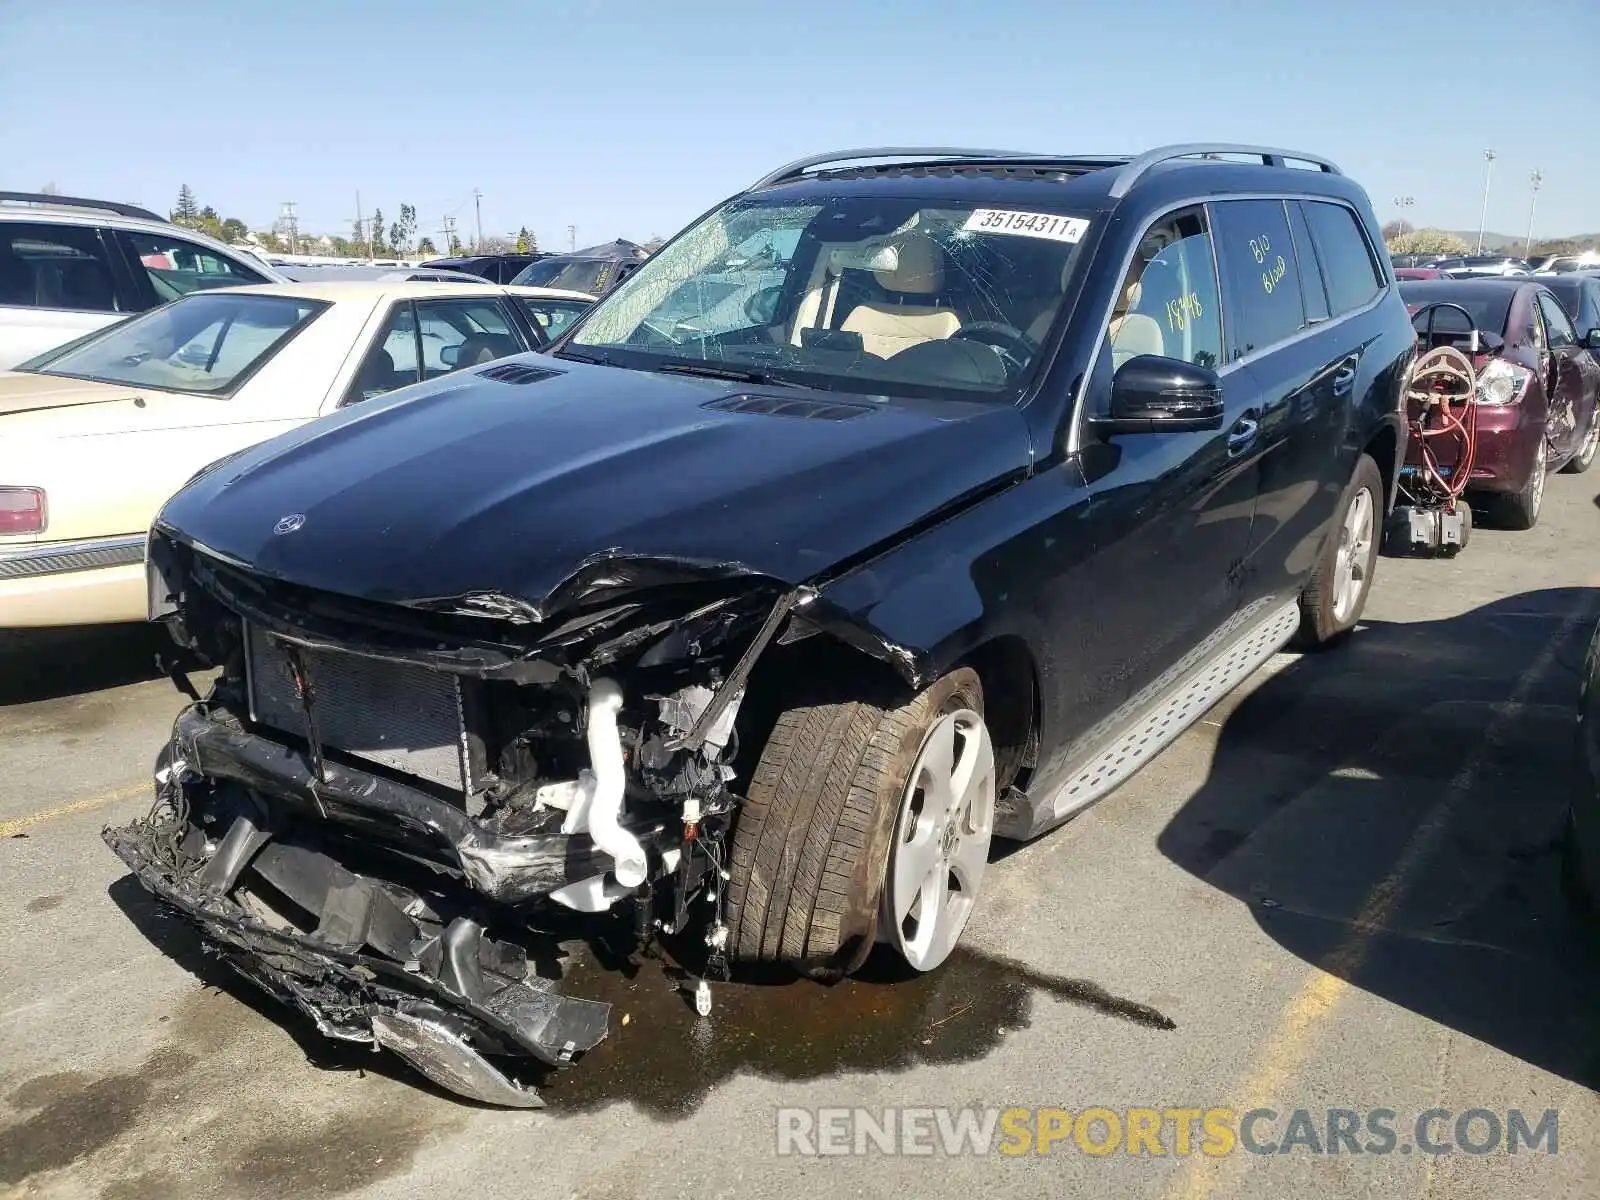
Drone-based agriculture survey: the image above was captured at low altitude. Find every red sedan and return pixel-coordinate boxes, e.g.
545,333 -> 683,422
1399,278 -> 1600,528
1394,267 -> 1450,280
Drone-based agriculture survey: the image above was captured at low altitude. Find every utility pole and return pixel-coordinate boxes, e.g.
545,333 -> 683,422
567,224 -> 576,252
1475,149 -> 1496,254
355,191 -> 366,261
1524,170 -> 1543,259
440,215 -> 458,255
472,188 -> 483,252
279,201 -> 299,255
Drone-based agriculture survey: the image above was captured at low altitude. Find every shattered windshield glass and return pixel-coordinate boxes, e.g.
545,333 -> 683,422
565,193 -> 1092,400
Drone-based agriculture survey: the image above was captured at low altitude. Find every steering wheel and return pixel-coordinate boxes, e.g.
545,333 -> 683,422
635,320 -> 682,347
950,322 -> 1035,373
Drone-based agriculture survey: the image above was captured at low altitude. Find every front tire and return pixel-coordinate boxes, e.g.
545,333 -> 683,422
1297,454 -> 1382,648
726,667 -> 993,977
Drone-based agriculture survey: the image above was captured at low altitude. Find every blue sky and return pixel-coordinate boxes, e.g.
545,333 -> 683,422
2,0 -> 1594,248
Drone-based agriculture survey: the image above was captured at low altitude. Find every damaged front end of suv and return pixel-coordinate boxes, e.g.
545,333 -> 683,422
107,529 -> 847,1108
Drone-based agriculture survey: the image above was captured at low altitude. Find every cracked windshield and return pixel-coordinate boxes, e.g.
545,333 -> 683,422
568,195 -> 1091,397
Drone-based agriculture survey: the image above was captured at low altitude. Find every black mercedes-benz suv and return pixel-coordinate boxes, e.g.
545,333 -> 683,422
112,144 -> 1413,1106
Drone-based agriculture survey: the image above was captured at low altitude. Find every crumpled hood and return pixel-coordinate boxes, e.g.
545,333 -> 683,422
156,359 -> 1034,612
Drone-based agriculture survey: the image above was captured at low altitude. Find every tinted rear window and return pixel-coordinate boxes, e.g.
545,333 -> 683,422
1304,201 -> 1383,316
1398,284 -> 1513,335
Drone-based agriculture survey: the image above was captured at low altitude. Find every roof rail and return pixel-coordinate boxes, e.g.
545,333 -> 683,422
0,190 -> 166,223
750,147 -> 1045,191
1107,144 -> 1342,199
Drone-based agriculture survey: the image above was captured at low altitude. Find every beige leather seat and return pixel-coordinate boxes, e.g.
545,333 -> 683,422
1106,279 -> 1164,367
839,233 -> 961,357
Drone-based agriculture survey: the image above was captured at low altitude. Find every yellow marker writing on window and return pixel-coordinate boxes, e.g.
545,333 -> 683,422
1166,291 -> 1204,332
1261,255 -> 1288,294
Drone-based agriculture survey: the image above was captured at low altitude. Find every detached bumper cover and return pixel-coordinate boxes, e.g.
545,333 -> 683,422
105,816 -> 611,1108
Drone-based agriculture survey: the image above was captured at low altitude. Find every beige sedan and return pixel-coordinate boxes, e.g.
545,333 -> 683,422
0,279 -> 593,627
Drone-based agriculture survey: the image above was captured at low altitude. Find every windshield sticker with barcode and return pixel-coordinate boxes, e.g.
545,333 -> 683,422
962,210 -> 1090,243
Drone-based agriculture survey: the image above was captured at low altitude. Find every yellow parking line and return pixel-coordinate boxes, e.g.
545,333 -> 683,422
0,783 -> 149,838
1165,601 -> 1590,1200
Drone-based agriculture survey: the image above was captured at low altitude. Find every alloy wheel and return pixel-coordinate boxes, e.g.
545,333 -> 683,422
1332,485 -> 1374,623
882,708 -> 996,971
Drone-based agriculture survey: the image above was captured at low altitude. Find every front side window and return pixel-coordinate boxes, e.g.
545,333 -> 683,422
1098,206 -> 1223,374
125,232 -> 268,302
1538,292 -> 1578,348
566,193 -> 1093,400
27,292 -> 323,394
1303,201 -> 1382,317
0,222 -> 121,313
1211,200 -> 1307,359
417,297 -> 522,375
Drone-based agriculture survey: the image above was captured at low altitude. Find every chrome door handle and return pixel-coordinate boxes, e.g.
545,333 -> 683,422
1227,417 -> 1259,450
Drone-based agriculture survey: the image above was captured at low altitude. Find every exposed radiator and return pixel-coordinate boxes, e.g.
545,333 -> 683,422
244,624 -> 476,794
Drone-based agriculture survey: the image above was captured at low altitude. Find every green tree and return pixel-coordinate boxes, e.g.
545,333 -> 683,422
1386,229 -> 1470,256
516,226 -> 535,253
369,207 -> 387,255
393,203 -> 417,255
448,232 -> 463,255
258,231 -> 284,253
171,184 -> 200,226
220,217 -> 249,244
416,236 -> 437,255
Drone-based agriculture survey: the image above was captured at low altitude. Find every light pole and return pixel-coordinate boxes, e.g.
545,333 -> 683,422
1392,196 -> 1415,239
1524,170 -> 1543,259
1475,149 -> 1496,254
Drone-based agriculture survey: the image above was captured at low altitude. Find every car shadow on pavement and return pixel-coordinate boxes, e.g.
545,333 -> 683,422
1159,586 -> 1600,1090
0,624 -> 179,705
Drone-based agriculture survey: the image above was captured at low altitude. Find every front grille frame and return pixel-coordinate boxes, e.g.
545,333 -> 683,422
242,623 -> 486,799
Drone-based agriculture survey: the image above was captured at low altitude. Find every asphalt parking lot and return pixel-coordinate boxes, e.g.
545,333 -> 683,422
3,479 -> 1599,1200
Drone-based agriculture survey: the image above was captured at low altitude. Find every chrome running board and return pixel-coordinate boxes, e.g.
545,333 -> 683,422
997,597 -> 1301,840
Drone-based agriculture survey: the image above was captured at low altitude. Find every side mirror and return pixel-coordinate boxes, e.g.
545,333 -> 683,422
744,285 -> 782,327
439,344 -> 461,367
1585,328 -> 1600,351
1091,355 -> 1225,435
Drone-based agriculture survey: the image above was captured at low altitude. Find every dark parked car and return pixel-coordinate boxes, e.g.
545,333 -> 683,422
1570,616 -> 1600,914
509,242 -> 650,296
418,254 -> 547,284
113,144 -> 1412,1106
1538,272 -> 1600,355
1400,279 -> 1600,525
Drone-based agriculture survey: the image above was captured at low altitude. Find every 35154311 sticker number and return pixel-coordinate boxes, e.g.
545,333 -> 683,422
962,210 -> 1090,243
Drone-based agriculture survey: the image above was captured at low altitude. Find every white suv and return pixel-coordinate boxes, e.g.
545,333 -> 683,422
0,191 -> 286,367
